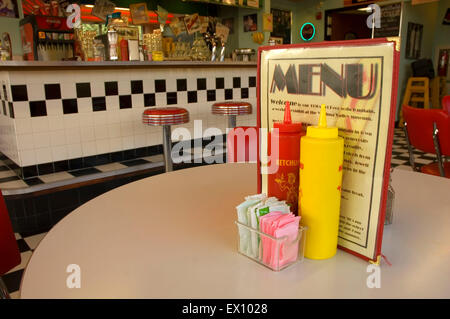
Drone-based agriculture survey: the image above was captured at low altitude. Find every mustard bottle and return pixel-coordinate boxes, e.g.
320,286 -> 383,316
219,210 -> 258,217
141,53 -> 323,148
299,104 -> 344,260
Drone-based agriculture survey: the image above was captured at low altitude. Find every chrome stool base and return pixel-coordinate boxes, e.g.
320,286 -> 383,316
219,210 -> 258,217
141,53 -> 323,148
142,107 -> 190,173
162,125 -> 173,172
212,102 -> 252,129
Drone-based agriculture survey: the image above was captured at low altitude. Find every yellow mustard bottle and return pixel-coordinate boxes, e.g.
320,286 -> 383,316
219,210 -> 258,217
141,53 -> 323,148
299,104 -> 344,260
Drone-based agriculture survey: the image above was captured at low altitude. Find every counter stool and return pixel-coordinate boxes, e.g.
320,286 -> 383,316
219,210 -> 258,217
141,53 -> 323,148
142,107 -> 189,172
211,102 -> 252,128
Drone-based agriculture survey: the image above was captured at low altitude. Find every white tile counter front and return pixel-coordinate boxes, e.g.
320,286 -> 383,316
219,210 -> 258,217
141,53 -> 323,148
0,61 -> 257,173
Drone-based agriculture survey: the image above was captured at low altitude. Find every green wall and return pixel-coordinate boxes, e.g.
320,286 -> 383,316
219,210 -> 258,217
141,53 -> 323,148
396,1 -> 440,117
432,0 -> 450,66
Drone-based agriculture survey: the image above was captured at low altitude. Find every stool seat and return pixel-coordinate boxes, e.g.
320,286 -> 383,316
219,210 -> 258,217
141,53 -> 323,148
212,102 -> 252,116
142,107 -> 189,126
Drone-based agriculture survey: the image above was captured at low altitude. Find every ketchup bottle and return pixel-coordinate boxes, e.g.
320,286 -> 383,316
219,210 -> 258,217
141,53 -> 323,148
268,101 -> 304,215
120,39 -> 129,61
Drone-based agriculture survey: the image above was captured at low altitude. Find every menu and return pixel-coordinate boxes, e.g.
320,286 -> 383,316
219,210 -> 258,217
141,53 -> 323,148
257,39 -> 400,262
374,2 -> 402,38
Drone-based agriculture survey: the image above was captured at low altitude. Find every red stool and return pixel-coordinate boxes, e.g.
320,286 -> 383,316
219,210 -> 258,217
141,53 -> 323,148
142,107 -> 189,172
212,102 -> 252,128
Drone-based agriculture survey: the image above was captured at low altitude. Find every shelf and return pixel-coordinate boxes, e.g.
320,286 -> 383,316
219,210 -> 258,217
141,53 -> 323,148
38,39 -> 75,44
37,29 -> 74,34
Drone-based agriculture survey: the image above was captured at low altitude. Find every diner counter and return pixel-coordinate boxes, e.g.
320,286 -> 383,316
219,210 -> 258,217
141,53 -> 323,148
0,60 -> 257,70
0,58 -> 257,178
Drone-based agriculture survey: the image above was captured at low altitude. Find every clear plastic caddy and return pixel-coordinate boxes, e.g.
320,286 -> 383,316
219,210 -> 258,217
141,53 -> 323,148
235,221 -> 307,271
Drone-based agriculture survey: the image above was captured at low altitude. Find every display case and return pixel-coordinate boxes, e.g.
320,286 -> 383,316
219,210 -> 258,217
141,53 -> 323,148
19,15 -> 75,61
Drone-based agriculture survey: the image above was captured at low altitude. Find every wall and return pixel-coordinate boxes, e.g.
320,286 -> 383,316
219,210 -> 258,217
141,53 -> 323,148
431,0 -> 450,66
217,6 -> 240,55
396,0 -> 439,116
0,0 -> 24,58
288,0 -> 343,43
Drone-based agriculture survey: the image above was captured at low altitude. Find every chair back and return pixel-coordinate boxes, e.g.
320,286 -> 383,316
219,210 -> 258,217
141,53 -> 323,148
227,126 -> 258,163
0,192 -> 21,276
443,95 -> 450,115
402,105 -> 450,156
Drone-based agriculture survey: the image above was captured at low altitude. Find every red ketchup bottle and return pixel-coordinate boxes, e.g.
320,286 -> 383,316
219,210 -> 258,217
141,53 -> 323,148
120,39 -> 129,61
268,101 -> 304,215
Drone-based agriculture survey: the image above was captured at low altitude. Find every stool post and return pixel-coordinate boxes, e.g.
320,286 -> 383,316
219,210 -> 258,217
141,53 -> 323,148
162,125 -> 173,172
228,115 -> 236,129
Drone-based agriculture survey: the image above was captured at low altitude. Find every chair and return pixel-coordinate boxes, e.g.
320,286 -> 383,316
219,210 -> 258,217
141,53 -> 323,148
212,102 -> 252,128
227,126 -> 258,163
399,77 -> 430,127
402,105 -> 450,178
443,95 -> 450,115
142,107 -> 189,172
0,192 -> 21,299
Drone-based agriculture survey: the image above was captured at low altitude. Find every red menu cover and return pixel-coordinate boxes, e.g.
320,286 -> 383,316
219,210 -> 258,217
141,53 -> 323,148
257,38 -> 400,262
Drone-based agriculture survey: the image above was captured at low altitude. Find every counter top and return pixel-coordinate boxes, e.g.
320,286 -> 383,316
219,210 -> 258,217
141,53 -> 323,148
0,60 -> 257,70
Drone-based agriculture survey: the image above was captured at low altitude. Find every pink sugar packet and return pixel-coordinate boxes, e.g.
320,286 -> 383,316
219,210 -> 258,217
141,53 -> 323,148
271,217 -> 300,269
259,212 -> 282,264
269,214 -> 295,266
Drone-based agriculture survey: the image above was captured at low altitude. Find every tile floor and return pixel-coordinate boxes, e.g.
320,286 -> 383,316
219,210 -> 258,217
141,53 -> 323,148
0,128 -> 442,298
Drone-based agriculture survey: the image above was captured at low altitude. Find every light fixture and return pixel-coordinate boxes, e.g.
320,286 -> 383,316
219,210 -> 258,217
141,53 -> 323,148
84,4 -> 130,11
357,7 -> 372,12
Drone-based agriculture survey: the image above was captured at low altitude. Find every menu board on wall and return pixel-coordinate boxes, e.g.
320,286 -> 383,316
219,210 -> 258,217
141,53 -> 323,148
257,39 -> 400,262
374,2 -> 402,38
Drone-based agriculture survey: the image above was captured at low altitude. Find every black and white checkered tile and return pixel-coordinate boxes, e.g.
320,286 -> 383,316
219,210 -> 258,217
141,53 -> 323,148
0,140 -> 228,189
0,127 -> 440,298
0,83 -> 14,118
0,231 -> 47,299
5,76 -> 257,118
390,128 -> 438,170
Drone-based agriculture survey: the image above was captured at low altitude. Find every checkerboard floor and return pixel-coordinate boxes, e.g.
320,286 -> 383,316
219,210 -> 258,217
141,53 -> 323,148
390,128 -> 439,172
0,128 -> 443,298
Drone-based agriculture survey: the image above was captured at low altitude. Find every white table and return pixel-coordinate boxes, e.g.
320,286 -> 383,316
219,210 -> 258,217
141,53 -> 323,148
20,163 -> 450,298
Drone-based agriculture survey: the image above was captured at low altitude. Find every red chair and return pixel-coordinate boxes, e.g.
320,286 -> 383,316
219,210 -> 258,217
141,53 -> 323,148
227,126 -> 258,163
402,105 -> 450,177
443,95 -> 450,115
0,192 -> 21,299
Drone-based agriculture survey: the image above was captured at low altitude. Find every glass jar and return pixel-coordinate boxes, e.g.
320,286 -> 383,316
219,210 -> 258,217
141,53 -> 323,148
93,39 -> 105,62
